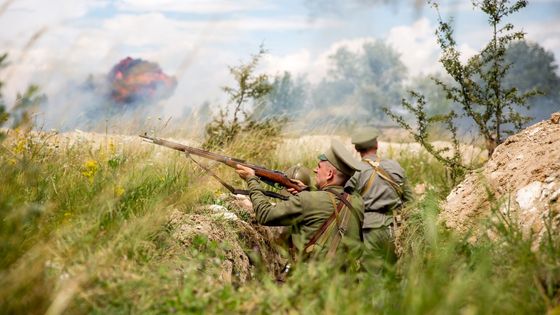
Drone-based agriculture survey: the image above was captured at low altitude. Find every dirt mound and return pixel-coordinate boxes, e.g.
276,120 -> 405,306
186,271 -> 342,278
440,113 -> 560,248
167,194 -> 286,284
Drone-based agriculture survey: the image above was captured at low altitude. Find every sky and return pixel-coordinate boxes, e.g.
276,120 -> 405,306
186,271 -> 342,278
0,0 -> 559,125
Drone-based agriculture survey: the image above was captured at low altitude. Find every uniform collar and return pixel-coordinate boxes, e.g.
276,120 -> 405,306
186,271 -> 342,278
319,184 -> 344,193
362,153 -> 378,161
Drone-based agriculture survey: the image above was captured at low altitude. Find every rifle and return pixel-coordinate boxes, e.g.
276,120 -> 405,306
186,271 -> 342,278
139,134 -> 307,198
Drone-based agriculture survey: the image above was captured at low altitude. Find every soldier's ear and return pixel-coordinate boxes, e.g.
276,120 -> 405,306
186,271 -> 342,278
328,168 -> 336,180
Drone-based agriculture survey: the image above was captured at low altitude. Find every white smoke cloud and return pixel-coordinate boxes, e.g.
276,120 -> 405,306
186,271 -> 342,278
114,0 -> 271,14
262,37 -> 378,84
525,19 -> 560,68
386,18 -> 440,76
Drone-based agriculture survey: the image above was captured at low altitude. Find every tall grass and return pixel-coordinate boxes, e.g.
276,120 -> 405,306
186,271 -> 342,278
0,128 -> 558,314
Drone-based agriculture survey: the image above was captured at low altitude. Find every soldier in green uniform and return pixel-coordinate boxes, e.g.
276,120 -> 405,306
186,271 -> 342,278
345,127 -> 413,265
282,164 -> 315,195
235,140 -> 366,262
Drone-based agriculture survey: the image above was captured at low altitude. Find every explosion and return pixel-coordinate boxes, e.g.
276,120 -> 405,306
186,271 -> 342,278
107,57 -> 177,106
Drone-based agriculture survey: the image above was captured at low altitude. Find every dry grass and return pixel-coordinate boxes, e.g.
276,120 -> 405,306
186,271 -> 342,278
0,127 -> 557,314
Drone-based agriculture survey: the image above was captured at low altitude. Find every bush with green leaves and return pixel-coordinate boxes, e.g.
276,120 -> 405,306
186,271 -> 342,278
385,0 -> 539,184
203,47 -> 285,151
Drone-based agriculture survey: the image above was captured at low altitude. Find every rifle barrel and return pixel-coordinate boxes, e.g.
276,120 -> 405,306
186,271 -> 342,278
139,134 -> 305,191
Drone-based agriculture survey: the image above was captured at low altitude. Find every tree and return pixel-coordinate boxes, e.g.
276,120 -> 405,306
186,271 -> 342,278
203,47 -> 280,149
503,40 -> 560,122
385,0 -> 538,185
406,74 -> 455,117
255,71 -> 308,119
313,40 -> 406,123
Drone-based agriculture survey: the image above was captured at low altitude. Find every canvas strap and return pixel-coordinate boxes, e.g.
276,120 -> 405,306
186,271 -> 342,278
363,157 -> 405,229
362,157 -> 405,200
360,155 -> 382,195
303,190 -> 362,257
303,192 -> 347,255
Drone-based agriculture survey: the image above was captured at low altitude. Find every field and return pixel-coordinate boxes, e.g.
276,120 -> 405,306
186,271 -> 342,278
1,127 -> 559,315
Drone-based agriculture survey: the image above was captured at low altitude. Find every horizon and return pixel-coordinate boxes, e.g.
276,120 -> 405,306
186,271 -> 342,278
1,0 -> 559,128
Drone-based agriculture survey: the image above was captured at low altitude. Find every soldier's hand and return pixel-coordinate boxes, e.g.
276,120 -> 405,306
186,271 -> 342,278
287,179 -> 307,195
235,164 -> 255,180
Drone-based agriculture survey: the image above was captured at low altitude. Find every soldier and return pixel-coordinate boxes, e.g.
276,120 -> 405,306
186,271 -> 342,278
282,164 -> 315,195
345,127 -> 413,265
235,140 -> 366,262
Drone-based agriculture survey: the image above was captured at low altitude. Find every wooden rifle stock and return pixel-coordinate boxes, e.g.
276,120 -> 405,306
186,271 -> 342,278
139,134 -> 306,192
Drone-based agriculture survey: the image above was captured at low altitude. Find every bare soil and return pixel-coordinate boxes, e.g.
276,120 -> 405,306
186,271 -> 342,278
167,194 -> 286,284
440,113 -> 560,248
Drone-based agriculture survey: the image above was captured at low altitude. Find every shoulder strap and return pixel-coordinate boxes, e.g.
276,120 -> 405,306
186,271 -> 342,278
363,157 -> 405,200
360,156 -> 382,195
304,191 -> 350,255
325,189 -> 362,234
323,190 -> 362,258
376,167 -> 404,198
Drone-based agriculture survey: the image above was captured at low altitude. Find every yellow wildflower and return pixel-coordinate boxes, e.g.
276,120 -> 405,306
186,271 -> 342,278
114,186 -> 125,197
81,159 -> 99,182
13,138 -> 27,154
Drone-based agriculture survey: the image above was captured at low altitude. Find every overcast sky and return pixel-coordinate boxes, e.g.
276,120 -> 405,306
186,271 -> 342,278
1,0 -> 559,120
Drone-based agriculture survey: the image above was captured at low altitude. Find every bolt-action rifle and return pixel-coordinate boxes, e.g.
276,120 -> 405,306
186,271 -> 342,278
139,134 -> 307,199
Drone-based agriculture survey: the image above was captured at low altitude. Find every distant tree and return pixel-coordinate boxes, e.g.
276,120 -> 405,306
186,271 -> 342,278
407,40 -> 560,127
406,74 -> 455,116
313,40 -> 406,122
256,71 -> 308,119
503,40 -> 560,121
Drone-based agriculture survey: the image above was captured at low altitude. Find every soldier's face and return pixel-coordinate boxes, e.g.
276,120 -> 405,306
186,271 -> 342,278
314,161 -> 334,189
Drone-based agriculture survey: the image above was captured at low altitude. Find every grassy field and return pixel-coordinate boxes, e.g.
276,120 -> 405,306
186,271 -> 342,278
0,128 -> 558,315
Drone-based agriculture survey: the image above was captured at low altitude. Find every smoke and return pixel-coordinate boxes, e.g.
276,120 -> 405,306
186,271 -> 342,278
40,57 -> 178,131
304,0 -> 424,17
106,57 -> 177,107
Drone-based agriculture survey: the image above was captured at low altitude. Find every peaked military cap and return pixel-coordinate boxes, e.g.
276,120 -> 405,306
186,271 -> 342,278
351,126 -> 380,150
318,139 -> 367,177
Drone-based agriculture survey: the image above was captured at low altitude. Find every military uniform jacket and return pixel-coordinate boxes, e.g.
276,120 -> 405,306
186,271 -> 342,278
345,153 -> 412,229
247,177 -> 364,257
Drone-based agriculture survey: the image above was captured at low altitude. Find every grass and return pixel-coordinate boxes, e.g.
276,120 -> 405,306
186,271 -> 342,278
0,127 -> 558,315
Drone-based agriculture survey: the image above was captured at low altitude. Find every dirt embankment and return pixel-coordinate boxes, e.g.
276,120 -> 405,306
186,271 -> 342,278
440,113 -> 560,248
167,195 -> 286,284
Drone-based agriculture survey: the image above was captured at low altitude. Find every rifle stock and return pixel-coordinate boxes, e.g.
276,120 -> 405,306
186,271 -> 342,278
139,134 -> 306,192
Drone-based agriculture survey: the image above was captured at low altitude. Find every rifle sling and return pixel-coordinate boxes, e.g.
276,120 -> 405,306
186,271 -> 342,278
325,188 -> 363,242
187,154 -> 289,200
303,189 -> 362,256
304,191 -> 348,254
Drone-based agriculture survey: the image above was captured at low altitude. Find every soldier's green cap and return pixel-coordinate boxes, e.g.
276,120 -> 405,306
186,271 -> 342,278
351,126 -> 380,150
318,139 -> 367,177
